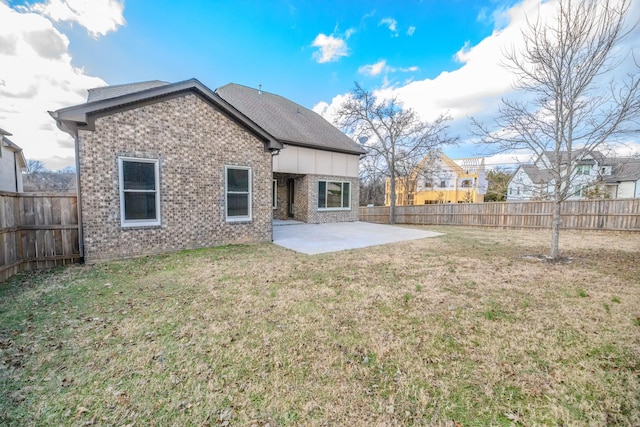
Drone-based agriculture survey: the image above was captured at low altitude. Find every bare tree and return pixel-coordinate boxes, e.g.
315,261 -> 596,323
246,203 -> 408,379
359,153 -> 387,206
26,159 -> 45,174
473,0 -> 639,259
23,160 -> 76,192
336,83 -> 457,224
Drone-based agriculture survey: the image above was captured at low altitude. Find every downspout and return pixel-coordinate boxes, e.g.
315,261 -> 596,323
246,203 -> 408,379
74,130 -> 84,261
13,151 -> 19,192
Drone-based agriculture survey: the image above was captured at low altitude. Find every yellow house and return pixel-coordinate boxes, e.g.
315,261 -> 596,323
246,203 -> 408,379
385,154 -> 487,205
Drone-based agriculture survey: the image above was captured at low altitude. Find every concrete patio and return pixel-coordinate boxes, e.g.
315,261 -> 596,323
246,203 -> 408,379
272,220 -> 442,255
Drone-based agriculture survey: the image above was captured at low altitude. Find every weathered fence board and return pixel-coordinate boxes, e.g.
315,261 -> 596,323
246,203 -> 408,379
359,199 -> 640,231
0,192 -> 80,282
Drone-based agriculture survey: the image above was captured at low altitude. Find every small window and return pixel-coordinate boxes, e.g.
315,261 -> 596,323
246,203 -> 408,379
440,180 -> 446,188
318,181 -> 350,209
272,179 -> 277,209
226,166 -> 252,221
576,165 -> 591,175
119,157 -> 160,227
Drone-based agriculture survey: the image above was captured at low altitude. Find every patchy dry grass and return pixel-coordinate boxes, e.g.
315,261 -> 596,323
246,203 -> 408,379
0,226 -> 638,426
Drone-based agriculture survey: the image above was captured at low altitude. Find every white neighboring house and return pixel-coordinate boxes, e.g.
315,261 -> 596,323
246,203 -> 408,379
507,150 -> 640,201
602,158 -> 640,199
0,128 -> 27,193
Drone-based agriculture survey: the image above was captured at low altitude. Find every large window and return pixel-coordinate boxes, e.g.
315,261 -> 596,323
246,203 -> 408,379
119,157 -> 160,227
318,180 -> 350,209
226,166 -> 251,221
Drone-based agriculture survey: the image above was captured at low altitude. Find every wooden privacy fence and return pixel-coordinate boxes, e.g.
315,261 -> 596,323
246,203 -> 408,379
0,192 -> 80,282
359,199 -> 640,231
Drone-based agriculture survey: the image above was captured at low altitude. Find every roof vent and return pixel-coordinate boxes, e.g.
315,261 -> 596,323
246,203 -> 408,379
258,84 -> 262,95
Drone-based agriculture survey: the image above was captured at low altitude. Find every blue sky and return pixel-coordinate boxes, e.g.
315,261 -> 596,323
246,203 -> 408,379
67,0 -> 505,106
0,0 -> 638,169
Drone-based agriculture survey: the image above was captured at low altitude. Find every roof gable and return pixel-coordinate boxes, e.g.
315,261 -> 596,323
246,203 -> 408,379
216,83 -> 365,155
50,79 -> 282,151
1,136 -> 27,169
520,164 -> 553,184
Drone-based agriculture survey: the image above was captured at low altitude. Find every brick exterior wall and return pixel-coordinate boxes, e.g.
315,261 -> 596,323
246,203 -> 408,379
77,93 -> 273,263
306,174 -> 359,223
273,172 -> 359,223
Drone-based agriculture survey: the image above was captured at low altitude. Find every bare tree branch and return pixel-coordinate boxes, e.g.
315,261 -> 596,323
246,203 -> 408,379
471,0 -> 639,258
336,83 -> 458,223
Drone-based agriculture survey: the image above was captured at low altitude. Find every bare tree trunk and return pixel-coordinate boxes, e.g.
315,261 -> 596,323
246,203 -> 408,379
389,171 -> 396,225
550,197 -> 561,259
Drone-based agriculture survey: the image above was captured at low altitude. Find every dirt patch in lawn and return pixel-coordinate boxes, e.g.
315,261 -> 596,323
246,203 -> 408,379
1,227 -> 638,426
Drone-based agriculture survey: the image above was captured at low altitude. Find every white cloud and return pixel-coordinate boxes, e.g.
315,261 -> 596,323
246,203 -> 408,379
27,0 -> 125,38
379,17 -> 398,37
406,26 -> 416,36
311,33 -> 348,63
358,60 -> 419,77
345,28 -> 356,39
0,2 -> 107,169
318,0 -> 639,165
312,92 -> 351,125
359,60 -> 387,77
317,0 -> 552,128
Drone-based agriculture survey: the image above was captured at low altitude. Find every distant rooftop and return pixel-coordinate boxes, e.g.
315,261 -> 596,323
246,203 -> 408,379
453,157 -> 485,173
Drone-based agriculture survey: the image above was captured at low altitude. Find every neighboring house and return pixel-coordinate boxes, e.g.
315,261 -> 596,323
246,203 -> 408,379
0,128 -> 27,193
602,158 -> 640,199
385,153 -> 488,205
507,150 -> 640,201
216,83 -> 365,223
50,79 -> 363,263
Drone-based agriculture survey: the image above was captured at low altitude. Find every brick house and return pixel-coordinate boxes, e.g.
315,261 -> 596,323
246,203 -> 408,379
50,79 -> 363,263
216,83 -> 364,223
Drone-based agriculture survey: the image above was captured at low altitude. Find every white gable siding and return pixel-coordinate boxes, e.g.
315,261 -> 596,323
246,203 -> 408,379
0,144 -> 23,192
273,144 -> 359,178
507,168 -> 534,201
617,181 -> 638,199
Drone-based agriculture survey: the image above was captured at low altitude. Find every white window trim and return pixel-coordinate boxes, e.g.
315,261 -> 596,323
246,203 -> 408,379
225,165 -> 252,222
118,157 -> 161,227
272,179 -> 277,209
317,180 -> 351,211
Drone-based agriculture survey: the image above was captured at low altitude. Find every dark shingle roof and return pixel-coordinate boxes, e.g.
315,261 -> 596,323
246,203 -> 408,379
521,164 -> 553,184
216,83 -> 365,155
605,159 -> 640,182
542,149 -> 605,165
51,79 -> 282,151
87,80 -> 169,102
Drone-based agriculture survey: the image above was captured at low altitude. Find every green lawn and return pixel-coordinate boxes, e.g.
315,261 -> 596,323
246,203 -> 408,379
1,226 -> 638,426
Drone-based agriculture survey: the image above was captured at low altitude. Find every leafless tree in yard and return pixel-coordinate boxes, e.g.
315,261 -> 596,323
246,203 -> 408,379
336,83 -> 457,224
359,153 -> 386,206
472,0 -> 640,259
